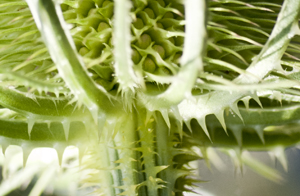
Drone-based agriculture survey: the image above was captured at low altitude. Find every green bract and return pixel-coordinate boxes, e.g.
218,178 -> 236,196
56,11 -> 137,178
0,0 -> 300,195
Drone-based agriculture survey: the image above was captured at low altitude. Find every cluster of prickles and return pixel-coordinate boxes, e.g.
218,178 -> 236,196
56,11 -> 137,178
0,0 -> 285,97
60,0 -> 290,93
61,0 -> 184,91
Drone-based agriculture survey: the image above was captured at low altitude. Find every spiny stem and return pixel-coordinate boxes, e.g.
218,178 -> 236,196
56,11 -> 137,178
0,86 -> 84,119
138,0 -> 206,110
155,112 -> 174,196
113,0 -> 139,91
138,111 -> 160,196
26,0 -> 114,114
190,114 -> 300,150
113,113 -> 140,196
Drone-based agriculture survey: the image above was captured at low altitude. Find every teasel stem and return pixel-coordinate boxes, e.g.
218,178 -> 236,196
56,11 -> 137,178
138,0 -> 206,111
25,0 -> 114,118
112,112 -> 140,195
155,112 -> 175,196
113,0 -> 139,92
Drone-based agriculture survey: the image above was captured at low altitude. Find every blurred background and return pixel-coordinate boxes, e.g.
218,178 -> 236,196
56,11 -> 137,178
194,147 -> 300,196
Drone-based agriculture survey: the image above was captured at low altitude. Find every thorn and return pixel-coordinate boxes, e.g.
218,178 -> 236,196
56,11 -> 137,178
89,104 -> 99,125
170,106 -> 182,122
27,117 -> 35,139
230,102 -> 244,123
54,91 -> 59,98
112,117 -> 122,140
229,125 -> 242,146
197,118 -> 212,142
103,120 -> 116,141
46,121 -> 51,129
250,93 -> 263,108
228,148 -> 243,175
184,120 -> 192,133
214,110 -> 227,135
54,144 -> 66,166
175,120 -> 183,140
145,110 -> 153,125
273,91 -> 282,106
160,109 -> 170,129
241,96 -> 251,110
22,146 -> 33,168
1,144 -> 8,156
172,109 -> 183,137
52,99 -> 59,115
26,93 -> 40,106
253,125 -> 265,144
67,97 -> 77,106
62,120 -> 70,141
272,147 -> 288,172
36,88 -> 42,95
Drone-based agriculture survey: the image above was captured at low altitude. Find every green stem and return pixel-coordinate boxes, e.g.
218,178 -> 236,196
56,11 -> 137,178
113,113 -> 139,196
188,120 -> 300,151
188,107 -> 300,150
138,0 -> 206,110
25,0 -> 114,116
96,142 -> 117,196
82,121 -> 116,196
85,112 -> 141,195
0,118 -> 86,142
0,86 -> 84,119
138,111 -> 160,196
0,71 -> 68,95
113,0 -> 139,91
155,112 -> 174,196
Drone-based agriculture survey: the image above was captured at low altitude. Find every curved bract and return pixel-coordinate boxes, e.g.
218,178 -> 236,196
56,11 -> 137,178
1,0 -> 300,195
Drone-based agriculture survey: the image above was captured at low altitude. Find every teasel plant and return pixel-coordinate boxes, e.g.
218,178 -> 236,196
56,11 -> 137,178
0,0 -> 300,195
